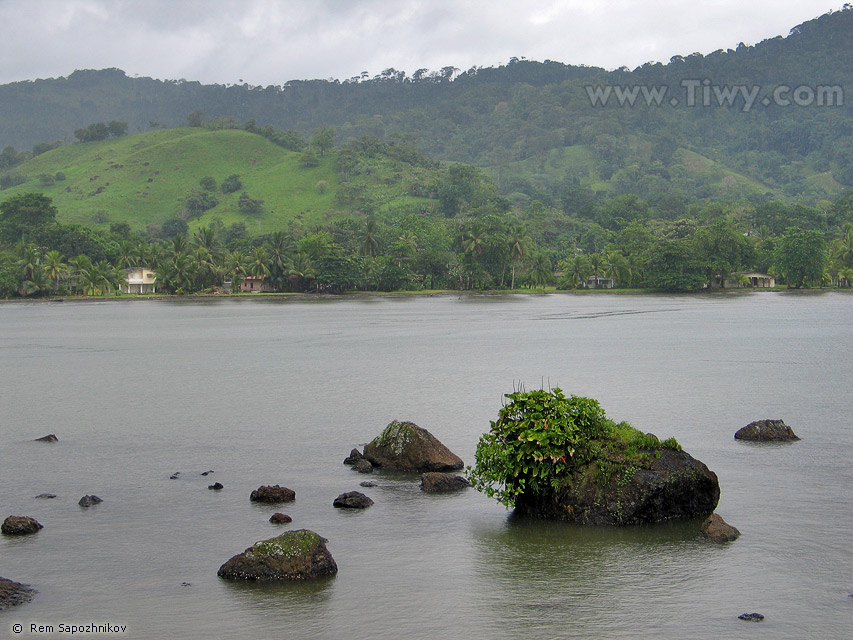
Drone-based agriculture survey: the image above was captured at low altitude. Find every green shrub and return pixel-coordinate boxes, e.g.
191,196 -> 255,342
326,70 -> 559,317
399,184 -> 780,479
467,388 -> 682,508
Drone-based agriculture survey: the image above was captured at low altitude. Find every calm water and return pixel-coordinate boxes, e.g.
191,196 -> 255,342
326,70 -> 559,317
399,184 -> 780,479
1,293 -> 851,639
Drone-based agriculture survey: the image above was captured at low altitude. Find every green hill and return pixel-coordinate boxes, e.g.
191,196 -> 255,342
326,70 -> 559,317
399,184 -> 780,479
1,127 -> 435,233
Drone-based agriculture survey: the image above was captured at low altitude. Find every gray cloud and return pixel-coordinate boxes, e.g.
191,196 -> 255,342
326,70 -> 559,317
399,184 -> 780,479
0,0 -> 840,85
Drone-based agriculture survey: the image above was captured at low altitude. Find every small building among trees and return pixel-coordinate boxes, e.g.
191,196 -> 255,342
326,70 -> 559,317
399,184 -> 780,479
123,267 -> 157,294
723,271 -> 776,288
240,275 -> 272,293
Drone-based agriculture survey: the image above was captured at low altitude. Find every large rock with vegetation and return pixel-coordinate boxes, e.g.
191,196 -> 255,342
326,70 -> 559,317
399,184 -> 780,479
362,420 -> 463,472
0,576 -> 36,610
468,389 -> 720,526
217,529 -> 337,581
735,419 -> 800,442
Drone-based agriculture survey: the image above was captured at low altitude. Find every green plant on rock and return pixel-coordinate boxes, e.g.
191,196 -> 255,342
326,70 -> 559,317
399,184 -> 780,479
467,387 -> 681,508
467,388 -> 608,508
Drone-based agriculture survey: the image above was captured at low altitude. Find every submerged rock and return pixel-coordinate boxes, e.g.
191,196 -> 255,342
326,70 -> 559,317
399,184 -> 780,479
269,513 -> 292,524
359,481 -> 378,488
420,472 -> 470,493
343,448 -> 364,465
352,459 -> 374,474
78,495 -> 103,507
701,513 -> 741,542
34,493 -> 56,499
362,421 -> 463,472
738,613 -> 765,622
514,448 -> 720,526
735,419 -> 799,442
250,485 -> 295,503
34,434 -> 58,442
208,483 -> 224,491
333,491 -> 374,509
0,576 -> 37,610
1,516 -> 43,536
217,529 -> 337,581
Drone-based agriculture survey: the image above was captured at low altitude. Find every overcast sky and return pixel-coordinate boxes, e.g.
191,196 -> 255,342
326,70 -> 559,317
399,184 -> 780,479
0,0 -> 843,86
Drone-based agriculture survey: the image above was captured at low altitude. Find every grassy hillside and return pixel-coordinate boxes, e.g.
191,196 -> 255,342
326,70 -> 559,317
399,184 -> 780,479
2,127 -> 420,234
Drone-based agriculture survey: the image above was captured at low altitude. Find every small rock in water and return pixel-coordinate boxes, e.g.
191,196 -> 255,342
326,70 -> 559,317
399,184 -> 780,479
201,470 -> 214,476
181,582 -> 192,587
34,434 -> 58,442
78,495 -> 103,507
353,459 -> 374,474
333,491 -> 373,509
170,472 -> 181,479
34,493 -> 57,499
250,485 -> 296,503
208,483 -> 224,490
269,513 -> 292,524
359,481 -> 378,488
343,448 -> 364,466
738,613 -> 765,622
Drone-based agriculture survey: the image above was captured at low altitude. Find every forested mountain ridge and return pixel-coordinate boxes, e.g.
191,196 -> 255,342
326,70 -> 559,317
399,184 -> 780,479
0,7 -> 850,203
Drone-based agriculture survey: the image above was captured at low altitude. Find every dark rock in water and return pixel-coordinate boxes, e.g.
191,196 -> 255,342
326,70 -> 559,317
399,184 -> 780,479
201,470 -> 214,476
420,472 -> 470,493
359,481 -> 378,488
34,493 -> 56,499
1,516 -> 43,536
514,448 -> 720,526
217,529 -> 337,581
0,576 -> 37,610
250,485 -> 295,503
34,434 -> 58,442
269,513 -> 292,524
343,448 -> 364,465
333,491 -> 374,509
78,495 -> 102,507
735,419 -> 799,442
362,420 -> 464,472
170,472 -> 180,479
353,459 -> 374,474
738,613 -> 765,622
701,513 -> 741,542
208,483 -> 224,490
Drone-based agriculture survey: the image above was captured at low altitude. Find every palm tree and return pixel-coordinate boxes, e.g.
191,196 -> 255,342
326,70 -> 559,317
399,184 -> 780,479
567,255 -> 590,288
225,250 -> 248,292
250,246 -> 270,280
527,253 -> 554,288
21,268 -> 50,297
287,252 -> 314,292
361,216 -> 381,258
67,255 -> 92,294
115,240 -> 139,269
80,264 -> 107,296
17,245 -> 41,281
266,230 -> 293,290
42,250 -> 68,294
461,222 -> 487,258
507,224 -> 530,290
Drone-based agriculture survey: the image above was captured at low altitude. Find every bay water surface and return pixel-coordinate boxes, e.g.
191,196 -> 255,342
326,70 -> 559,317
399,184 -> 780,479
1,292 -> 851,639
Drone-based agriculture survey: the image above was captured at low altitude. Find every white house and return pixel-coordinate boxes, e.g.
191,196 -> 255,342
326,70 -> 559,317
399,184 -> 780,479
123,267 -> 157,294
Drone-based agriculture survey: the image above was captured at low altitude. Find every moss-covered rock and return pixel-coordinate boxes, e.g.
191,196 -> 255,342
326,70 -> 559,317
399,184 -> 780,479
514,447 -> 719,525
217,529 -> 337,581
362,420 -> 463,472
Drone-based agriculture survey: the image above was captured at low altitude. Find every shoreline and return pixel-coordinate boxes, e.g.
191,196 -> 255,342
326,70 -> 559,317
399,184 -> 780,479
1,287 -> 844,304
